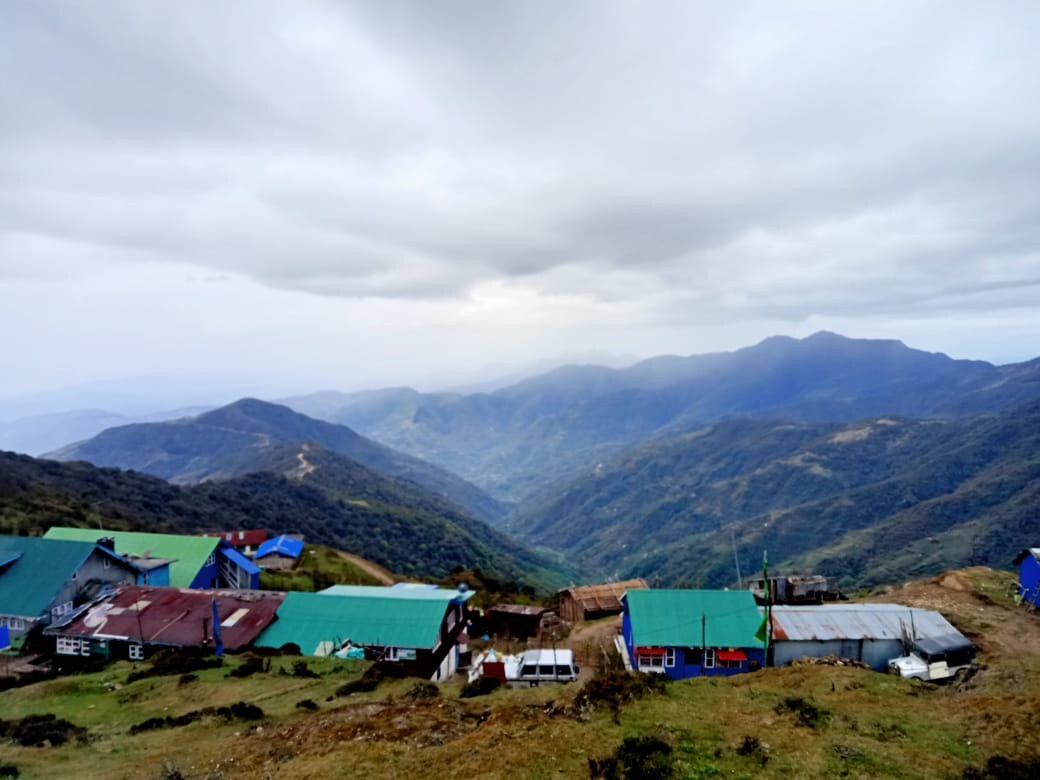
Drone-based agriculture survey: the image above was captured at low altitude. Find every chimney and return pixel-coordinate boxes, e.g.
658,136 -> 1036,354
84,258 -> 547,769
97,536 -> 115,552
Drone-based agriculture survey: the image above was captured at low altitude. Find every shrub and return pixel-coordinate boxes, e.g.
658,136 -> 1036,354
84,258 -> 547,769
227,655 -> 265,678
963,755 -> 1040,779
0,764 -> 17,778
291,660 -> 319,678
126,648 -> 222,683
405,681 -> 440,700
296,699 -> 319,711
576,671 -> 669,722
460,677 -> 502,698
775,697 -> 831,728
336,678 -> 379,697
590,735 -> 677,780
278,643 -> 302,656
177,674 -> 198,686
736,735 -> 770,765
0,714 -> 87,747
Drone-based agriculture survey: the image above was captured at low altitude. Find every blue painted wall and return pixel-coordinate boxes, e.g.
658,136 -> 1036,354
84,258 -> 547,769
1020,555 -> 1040,606
622,606 -> 764,679
189,561 -> 220,590
137,564 -> 171,587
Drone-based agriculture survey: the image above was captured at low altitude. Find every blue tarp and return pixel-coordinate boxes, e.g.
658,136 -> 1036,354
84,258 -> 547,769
256,535 -> 304,560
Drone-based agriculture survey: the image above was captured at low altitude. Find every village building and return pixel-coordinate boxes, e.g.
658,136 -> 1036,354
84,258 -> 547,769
768,604 -> 969,671
484,604 -> 556,641
44,528 -> 260,590
45,585 -> 284,661
748,574 -> 842,605
0,535 -> 141,646
621,589 -> 765,679
1013,549 -> 1040,607
558,578 -> 648,622
255,584 -> 474,680
254,534 -> 304,570
202,529 -> 269,557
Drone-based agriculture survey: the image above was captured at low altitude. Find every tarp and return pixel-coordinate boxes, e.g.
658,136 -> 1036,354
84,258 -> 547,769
718,650 -> 747,661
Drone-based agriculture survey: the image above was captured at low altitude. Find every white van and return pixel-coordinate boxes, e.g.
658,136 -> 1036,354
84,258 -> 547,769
512,649 -> 579,687
889,634 -> 975,682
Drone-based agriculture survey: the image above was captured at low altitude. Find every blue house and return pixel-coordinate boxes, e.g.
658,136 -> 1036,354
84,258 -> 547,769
1014,549 -> 1040,607
622,589 -> 766,679
255,535 -> 304,570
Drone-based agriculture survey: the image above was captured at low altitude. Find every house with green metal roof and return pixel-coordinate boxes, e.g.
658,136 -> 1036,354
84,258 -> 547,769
0,535 -> 140,646
43,528 -> 259,590
256,585 -> 474,680
622,589 -> 766,679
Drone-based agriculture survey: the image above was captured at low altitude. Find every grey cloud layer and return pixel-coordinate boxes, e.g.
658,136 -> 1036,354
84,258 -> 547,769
3,0 -> 1040,320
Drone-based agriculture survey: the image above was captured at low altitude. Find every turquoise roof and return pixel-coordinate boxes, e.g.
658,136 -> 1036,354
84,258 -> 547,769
625,589 -> 764,649
44,527 -> 219,588
256,590 -> 455,654
0,536 -> 104,619
319,584 -> 474,603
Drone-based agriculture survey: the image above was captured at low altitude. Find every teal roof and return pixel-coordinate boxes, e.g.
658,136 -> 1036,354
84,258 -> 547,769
256,591 -> 453,654
0,536 -> 101,618
319,584 -> 474,603
625,589 -> 764,649
44,527 -> 219,588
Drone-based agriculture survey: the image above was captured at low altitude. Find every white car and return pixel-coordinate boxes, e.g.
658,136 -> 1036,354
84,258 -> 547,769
512,649 -> 579,687
889,634 -> 975,682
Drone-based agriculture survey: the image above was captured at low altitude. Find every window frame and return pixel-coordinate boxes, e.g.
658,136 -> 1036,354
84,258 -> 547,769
128,644 -> 144,661
703,648 -> 716,669
665,648 -> 676,668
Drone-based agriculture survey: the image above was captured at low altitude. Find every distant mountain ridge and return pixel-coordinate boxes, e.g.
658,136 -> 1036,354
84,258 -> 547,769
284,332 -> 1040,501
47,398 -> 506,522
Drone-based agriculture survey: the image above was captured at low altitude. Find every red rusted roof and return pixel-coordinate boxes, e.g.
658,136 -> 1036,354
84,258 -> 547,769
48,586 -> 284,650
201,530 -> 269,548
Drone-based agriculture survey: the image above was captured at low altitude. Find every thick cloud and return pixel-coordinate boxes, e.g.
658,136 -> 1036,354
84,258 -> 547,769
2,1 -> 1040,400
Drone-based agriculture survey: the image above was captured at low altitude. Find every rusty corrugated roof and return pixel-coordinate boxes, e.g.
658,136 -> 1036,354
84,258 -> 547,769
559,579 -> 648,612
47,585 -> 284,650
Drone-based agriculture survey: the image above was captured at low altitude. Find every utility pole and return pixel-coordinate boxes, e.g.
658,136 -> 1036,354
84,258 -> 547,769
764,550 -> 773,668
700,612 -> 706,677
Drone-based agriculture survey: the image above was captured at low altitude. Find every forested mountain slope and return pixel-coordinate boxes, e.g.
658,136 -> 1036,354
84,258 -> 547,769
47,398 -> 506,522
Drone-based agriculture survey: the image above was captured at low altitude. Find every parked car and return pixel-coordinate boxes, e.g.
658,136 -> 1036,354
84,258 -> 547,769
513,648 -> 579,687
888,634 -> 975,682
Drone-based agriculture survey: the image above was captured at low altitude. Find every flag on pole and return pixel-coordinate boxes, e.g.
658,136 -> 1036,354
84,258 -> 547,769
212,598 -> 224,657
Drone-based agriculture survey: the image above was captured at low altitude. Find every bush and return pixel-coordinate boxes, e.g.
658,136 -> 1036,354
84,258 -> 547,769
963,755 -> 1040,779
736,735 -> 770,766
126,648 -> 222,683
775,697 -> 831,729
0,714 -> 88,747
576,671 -> 669,722
295,699 -> 319,711
177,673 -> 198,686
405,681 -> 440,700
227,655 -> 265,678
460,677 -> 502,698
278,643 -> 302,656
336,678 -> 379,697
0,765 -> 17,779
590,735 -> 676,780
128,702 -> 264,734
291,660 -> 319,678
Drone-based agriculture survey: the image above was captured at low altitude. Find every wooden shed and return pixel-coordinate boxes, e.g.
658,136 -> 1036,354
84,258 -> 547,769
557,579 -> 648,623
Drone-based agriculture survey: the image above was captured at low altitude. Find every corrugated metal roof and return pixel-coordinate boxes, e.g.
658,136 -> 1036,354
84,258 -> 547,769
769,604 -> 960,642
560,579 -> 648,612
0,536 -> 118,618
255,591 -> 452,654
220,546 -> 261,575
318,584 -> 474,603
625,589 -> 765,649
45,528 -> 220,588
46,585 -> 284,650
256,535 -> 304,560
491,604 -> 550,616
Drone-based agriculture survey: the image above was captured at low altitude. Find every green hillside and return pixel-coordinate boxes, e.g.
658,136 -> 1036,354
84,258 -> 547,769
0,448 -> 565,590
510,401 -> 1040,587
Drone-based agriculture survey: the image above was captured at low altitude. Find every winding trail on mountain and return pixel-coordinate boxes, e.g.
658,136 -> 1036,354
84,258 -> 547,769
292,443 -> 317,479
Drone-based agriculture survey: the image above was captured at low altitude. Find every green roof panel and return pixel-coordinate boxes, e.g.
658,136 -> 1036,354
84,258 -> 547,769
626,589 -> 764,649
256,591 -> 451,654
44,527 -> 219,588
0,536 -> 98,618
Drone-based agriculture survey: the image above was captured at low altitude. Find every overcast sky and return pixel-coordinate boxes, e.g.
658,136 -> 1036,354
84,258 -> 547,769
2,1 -> 1039,411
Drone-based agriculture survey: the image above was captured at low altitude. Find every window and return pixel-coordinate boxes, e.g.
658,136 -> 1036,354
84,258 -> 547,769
385,647 -> 399,662
520,665 -> 537,677
206,554 -> 216,566
665,649 -> 676,668
103,558 -> 111,569
56,637 -> 81,655
128,645 -> 144,661
638,653 -> 664,670
3,616 -> 26,631
80,639 -> 91,656
446,608 -> 457,632
52,601 -> 74,619
703,649 -> 716,668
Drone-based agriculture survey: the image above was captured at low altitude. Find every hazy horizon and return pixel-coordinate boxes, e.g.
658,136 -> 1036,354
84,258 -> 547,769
4,2 -> 1040,407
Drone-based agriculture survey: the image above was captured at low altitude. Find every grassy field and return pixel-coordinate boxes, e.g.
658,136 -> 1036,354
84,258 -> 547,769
3,568 -> 1039,779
